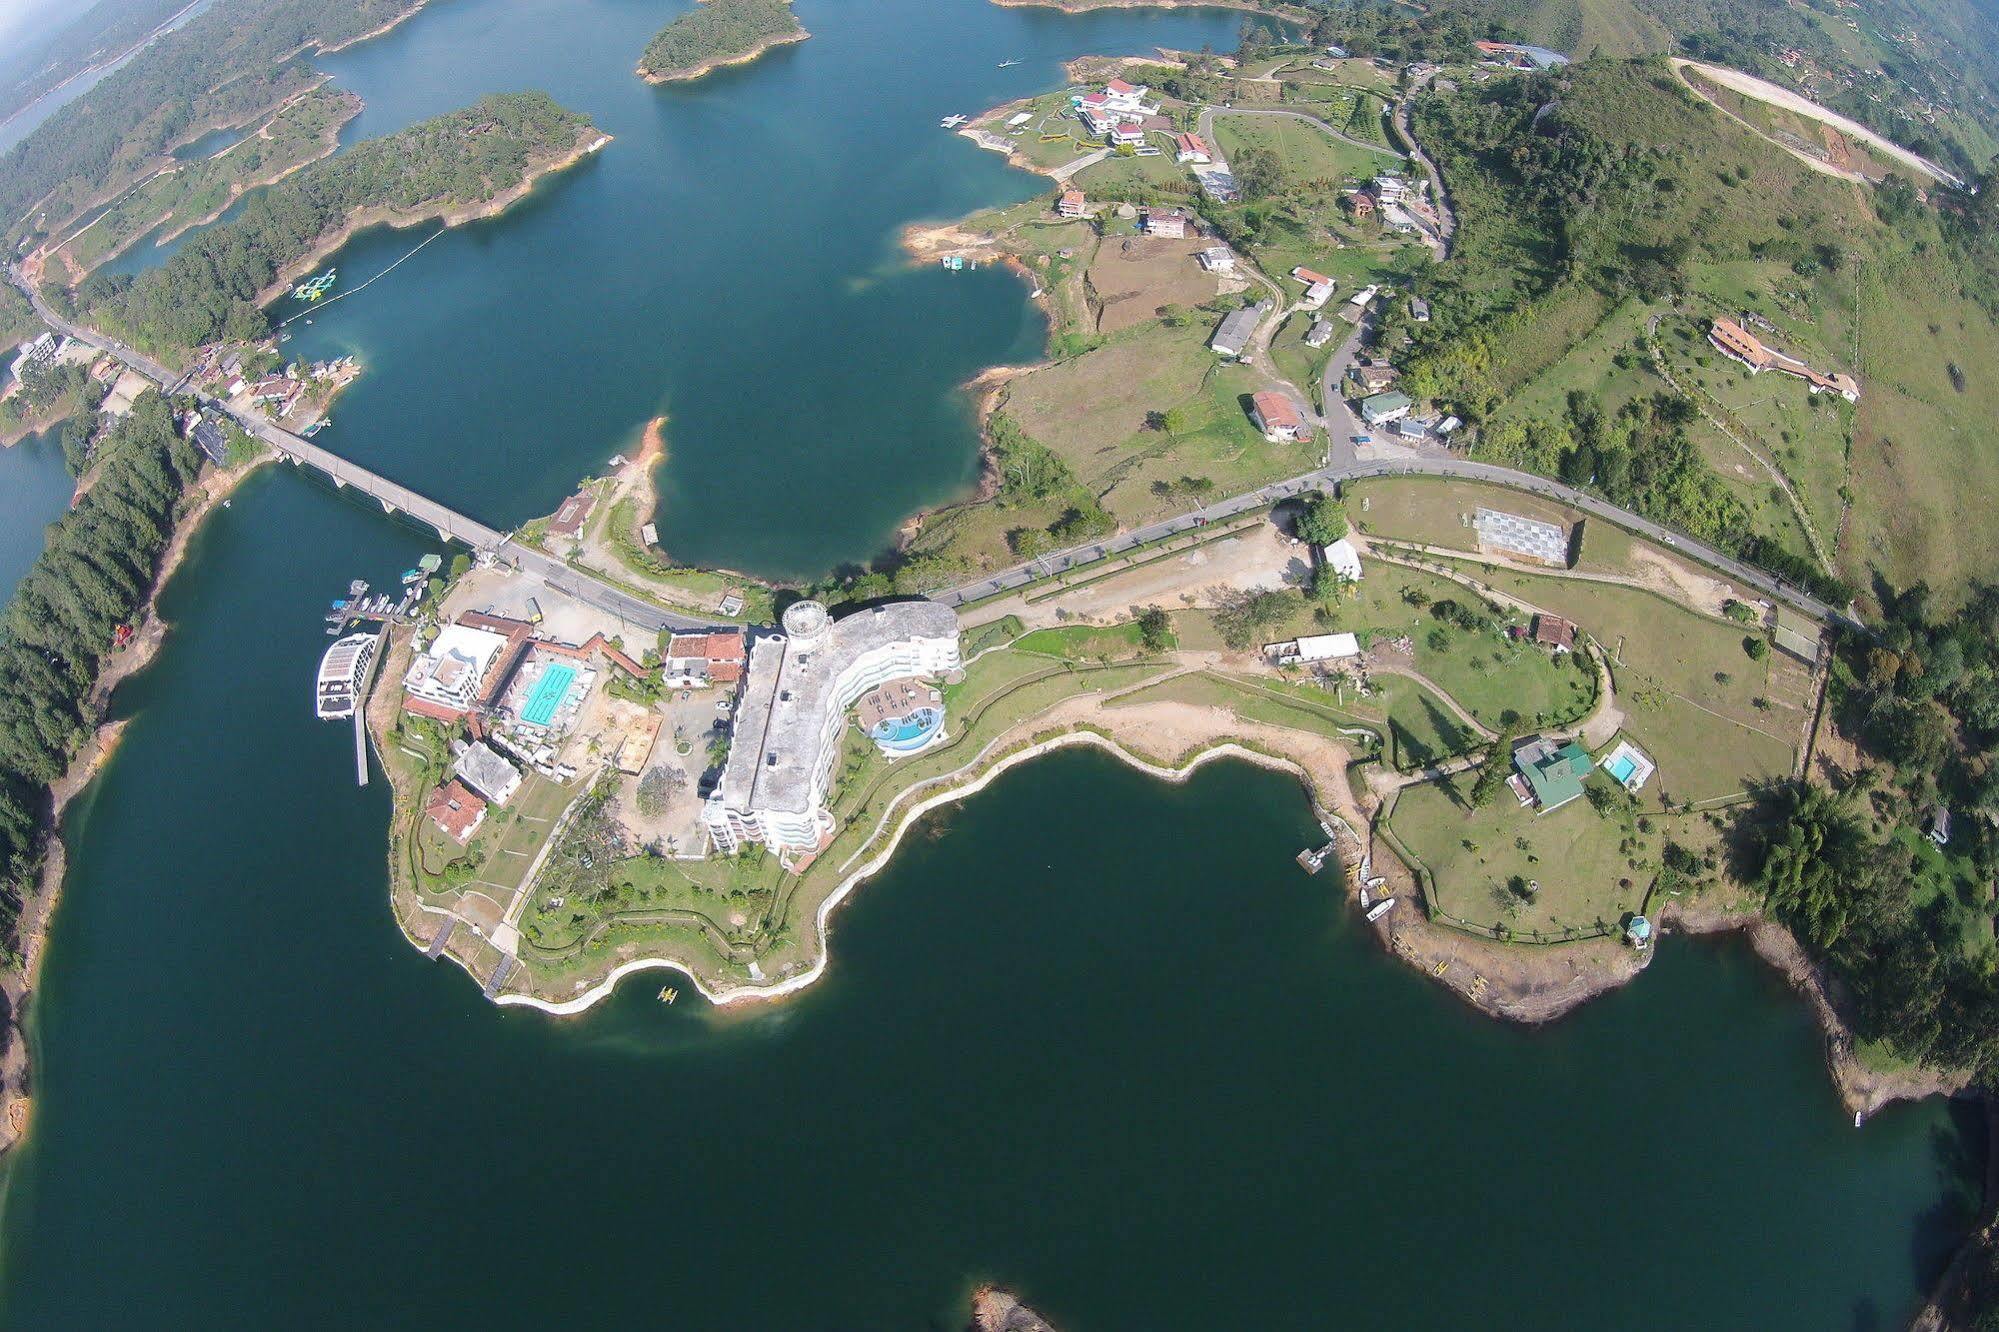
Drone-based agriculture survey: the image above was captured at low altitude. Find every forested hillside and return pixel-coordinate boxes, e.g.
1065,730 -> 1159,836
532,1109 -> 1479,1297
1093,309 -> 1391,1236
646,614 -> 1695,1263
78,92 -> 595,353
0,393 -> 204,934
636,0 -> 806,81
0,0 -> 425,248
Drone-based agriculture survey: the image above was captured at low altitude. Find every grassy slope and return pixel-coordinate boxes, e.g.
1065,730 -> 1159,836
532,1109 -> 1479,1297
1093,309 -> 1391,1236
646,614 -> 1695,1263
1419,57 -> 1999,604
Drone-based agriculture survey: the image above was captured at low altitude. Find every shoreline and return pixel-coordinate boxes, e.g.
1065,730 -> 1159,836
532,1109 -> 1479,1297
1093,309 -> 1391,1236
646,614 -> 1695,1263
251,126 -> 613,307
637,27 -> 811,84
496,729 -> 1321,1016
0,446 -> 274,1155
481,671 -> 1953,1117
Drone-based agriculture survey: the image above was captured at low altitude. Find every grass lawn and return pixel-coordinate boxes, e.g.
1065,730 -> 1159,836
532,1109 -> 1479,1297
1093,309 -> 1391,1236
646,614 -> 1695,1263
426,771 -> 574,907
1015,619 -> 1163,660
1108,667 -> 1387,750
1268,311 -> 1334,410
1432,560 -> 1802,803
1388,772 -> 1677,937
1893,826 -> 1998,965
1212,114 -> 1394,187
1073,149 -> 1193,196
998,320 -> 1318,527
1328,564 -> 1599,732
1346,475 -> 1606,568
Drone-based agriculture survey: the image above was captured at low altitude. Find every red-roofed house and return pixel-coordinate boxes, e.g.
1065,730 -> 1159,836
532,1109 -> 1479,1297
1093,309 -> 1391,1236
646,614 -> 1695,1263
1057,189 -> 1088,219
1142,208 -> 1188,238
1105,78 -> 1136,95
548,490 -> 595,540
1249,391 -> 1310,443
1109,123 -> 1146,148
664,630 -> 748,688
1173,132 -> 1211,164
426,780 -> 488,842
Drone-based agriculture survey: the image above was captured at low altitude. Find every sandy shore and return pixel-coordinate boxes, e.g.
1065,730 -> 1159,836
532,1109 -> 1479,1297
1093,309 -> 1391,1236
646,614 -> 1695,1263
251,126 -> 613,307
0,447 -> 274,1157
638,27 -> 811,84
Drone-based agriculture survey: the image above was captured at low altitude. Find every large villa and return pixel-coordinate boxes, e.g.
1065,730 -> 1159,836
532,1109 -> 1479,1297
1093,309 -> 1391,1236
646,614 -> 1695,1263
703,599 -> 962,859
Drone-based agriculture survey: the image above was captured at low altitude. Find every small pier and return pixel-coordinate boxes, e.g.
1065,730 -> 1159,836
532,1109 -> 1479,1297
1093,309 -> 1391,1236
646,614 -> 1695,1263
349,624 -> 385,787
482,954 -> 515,999
424,919 -> 456,960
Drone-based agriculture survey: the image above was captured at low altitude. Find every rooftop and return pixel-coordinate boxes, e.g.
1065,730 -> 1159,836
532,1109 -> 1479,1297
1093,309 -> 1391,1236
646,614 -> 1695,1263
1513,737 -> 1592,811
455,740 -> 520,805
717,600 -> 959,822
1250,390 -> 1303,431
425,780 -> 486,841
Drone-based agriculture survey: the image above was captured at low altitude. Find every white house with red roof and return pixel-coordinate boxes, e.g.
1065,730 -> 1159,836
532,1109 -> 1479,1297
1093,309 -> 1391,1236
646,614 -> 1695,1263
1173,132 -> 1212,164
1103,78 -> 1148,108
1056,188 -> 1088,218
1109,123 -> 1146,148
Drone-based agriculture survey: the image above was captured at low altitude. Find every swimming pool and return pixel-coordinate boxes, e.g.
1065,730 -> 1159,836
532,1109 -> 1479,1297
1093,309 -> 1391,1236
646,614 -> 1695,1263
1604,753 -> 1637,785
521,663 -> 578,726
869,707 -> 944,755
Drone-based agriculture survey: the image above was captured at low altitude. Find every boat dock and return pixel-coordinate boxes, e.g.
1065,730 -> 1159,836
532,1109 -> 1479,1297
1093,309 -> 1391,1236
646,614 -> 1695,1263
424,919 -> 456,959
482,954 -> 515,998
350,626 -> 384,787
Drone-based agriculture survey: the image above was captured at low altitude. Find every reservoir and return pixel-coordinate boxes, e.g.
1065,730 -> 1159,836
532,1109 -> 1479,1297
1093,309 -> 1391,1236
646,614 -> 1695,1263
0,427 -> 74,609
0,1 -> 1980,1325
0,472 -> 1977,1326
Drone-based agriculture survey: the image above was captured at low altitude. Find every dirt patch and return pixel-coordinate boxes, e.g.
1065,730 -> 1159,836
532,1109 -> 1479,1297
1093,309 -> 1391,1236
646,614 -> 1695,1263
1085,233 -> 1216,334
1623,543 -> 1741,617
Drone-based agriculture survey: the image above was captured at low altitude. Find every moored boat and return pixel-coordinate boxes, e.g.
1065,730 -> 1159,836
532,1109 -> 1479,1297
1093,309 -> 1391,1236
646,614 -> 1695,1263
316,631 -> 379,719
1364,897 -> 1395,923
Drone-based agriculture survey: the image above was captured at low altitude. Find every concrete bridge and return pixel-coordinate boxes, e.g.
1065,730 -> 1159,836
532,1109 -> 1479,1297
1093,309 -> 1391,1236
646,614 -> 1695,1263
10,268 -> 707,633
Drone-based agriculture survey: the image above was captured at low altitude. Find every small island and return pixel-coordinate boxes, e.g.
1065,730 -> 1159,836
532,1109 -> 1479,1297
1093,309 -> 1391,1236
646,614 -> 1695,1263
636,0 -> 809,84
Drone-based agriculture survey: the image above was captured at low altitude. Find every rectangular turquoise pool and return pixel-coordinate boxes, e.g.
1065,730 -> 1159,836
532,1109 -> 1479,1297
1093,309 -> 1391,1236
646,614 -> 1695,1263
521,663 -> 577,726
1604,753 -> 1636,784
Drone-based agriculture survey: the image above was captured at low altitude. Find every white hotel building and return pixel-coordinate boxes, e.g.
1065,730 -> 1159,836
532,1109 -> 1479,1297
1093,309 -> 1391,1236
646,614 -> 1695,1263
703,600 -> 961,858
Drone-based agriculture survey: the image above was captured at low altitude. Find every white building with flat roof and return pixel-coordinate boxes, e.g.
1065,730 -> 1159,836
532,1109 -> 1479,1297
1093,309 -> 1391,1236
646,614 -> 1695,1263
703,600 -> 961,857
403,623 -> 510,715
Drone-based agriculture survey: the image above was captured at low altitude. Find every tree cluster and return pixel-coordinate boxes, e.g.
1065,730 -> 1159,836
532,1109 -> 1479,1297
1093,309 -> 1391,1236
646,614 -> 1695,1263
637,0 -> 802,79
0,392 -> 203,928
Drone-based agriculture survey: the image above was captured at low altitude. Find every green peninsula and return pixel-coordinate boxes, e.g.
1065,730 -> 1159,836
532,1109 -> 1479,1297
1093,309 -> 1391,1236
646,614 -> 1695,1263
636,0 -> 809,84
71,91 -> 607,355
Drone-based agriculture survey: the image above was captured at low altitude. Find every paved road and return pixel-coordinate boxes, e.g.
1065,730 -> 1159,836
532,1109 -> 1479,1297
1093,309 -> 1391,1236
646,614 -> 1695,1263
10,266 -> 709,633
1391,69 -> 1456,256
932,452 -> 1858,632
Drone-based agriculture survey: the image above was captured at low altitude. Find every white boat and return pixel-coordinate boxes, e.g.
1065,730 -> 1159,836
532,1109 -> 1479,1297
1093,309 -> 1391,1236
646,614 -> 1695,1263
998,58 -> 1022,67
1364,897 -> 1395,923
316,631 -> 379,719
